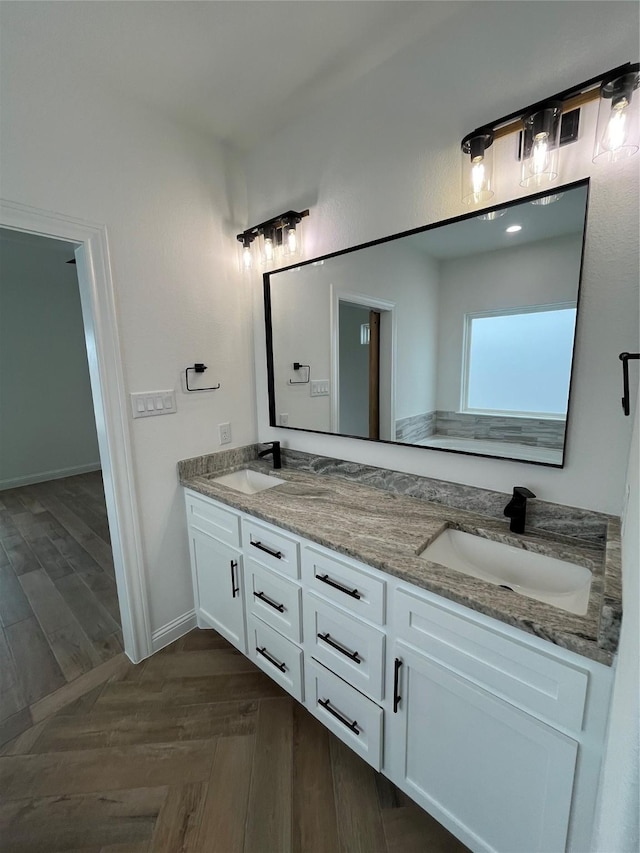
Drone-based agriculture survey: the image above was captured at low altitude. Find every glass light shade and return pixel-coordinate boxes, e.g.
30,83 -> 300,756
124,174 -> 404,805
237,234 -> 255,273
283,218 -> 303,259
461,131 -> 494,206
593,67 -> 640,164
260,228 -> 276,266
520,103 -> 562,188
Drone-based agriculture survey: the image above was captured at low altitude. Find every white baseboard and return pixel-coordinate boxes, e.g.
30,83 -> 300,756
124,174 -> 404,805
151,610 -> 197,654
0,462 -> 102,491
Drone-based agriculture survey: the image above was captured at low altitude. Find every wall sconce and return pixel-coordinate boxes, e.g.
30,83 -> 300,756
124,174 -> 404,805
593,64 -> 640,163
460,61 -> 638,206
236,209 -> 309,272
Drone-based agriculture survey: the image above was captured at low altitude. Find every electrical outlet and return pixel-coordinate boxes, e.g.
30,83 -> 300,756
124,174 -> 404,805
218,422 -> 231,445
280,413 -> 289,426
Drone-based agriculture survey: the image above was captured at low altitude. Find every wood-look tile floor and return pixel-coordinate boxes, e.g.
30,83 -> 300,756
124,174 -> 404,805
0,472 -> 122,746
0,629 -> 469,853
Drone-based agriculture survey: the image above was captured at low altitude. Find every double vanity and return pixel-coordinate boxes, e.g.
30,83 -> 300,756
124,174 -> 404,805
179,445 -> 620,853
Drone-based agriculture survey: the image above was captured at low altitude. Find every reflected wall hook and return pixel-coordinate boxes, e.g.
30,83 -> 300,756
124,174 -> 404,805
619,352 -> 639,416
185,363 -> 221,392
288,362 -> 310,385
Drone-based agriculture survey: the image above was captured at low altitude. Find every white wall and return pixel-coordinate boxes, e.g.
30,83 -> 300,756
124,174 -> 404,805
0,53 -> 255,636
591,387 -> 639,852
436,234 -> 583,411
246,0 -> 639,517
0,231 -> 100,487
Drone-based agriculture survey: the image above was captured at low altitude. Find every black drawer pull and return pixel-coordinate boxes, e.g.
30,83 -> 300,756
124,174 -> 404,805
393,657 -> 403,713
251,540 -> 283,559
317,573 -> 361,599
317,632 -> 361,664
256,646 -> 286,672
230,560 -> 239,598
253,590 -> 285,612
318,698 -> 360,735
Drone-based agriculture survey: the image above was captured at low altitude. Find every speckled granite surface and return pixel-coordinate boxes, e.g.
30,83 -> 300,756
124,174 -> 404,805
178,447 -> 622,666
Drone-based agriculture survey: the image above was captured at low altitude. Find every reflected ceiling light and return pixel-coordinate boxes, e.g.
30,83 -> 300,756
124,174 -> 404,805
506,225 -> 522,233
460,62 -> 637,207
236,209 -> 309,273
593,64 -> 640,163
461,129 -> 494,206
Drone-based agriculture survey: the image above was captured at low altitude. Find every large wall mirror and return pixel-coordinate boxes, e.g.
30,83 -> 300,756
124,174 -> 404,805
264,179 -> 589,467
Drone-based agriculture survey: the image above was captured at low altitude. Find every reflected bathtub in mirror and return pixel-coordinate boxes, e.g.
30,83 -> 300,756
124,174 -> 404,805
264,180 -> 589,467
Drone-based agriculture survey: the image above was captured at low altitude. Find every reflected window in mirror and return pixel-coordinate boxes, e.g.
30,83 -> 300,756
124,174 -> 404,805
264,179 -> 589,468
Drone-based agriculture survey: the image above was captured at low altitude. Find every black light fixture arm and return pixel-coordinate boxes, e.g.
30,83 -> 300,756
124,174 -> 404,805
619,352 -> 640,416
185,363 -> 221,392
463,62 -> 635,143
236,209 -> 310,246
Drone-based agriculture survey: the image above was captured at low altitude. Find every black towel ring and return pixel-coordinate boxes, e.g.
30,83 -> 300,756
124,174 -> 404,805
185,363 -> 221,392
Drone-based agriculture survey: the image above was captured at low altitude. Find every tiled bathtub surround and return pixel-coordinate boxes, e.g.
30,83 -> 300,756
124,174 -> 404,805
395,411 -> 436,443
280,449 -> 611,545
434,411 -> 566,449
179,447 -> 622,665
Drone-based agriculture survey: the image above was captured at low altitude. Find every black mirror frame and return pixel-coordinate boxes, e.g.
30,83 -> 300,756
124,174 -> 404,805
263,177 -> 590,469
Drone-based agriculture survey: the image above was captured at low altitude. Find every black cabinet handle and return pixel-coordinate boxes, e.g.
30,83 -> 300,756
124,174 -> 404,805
317,573 -> 361,600
230,560 -> 239,598
250,540 -> 283,559
318,698 -> 360,735
256,646 -> 286,672
253,590 -> 285,612
317,632 -> 361,664
393,657 -> 402,713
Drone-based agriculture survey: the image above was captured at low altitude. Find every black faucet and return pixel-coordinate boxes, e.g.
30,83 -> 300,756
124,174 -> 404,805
258,441 -> 281,470
504,486 -> 536,534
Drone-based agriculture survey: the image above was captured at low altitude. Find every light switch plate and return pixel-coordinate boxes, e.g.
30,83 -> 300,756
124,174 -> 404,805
131,390 -> 177,418
311,380 -> 330,397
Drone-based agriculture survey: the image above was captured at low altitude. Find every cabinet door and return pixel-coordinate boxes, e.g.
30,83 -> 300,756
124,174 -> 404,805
190,527 -> 246,653
387,642 -> 578,853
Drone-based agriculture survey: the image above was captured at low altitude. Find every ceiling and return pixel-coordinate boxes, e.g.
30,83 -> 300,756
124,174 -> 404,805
0,1 -> 468,150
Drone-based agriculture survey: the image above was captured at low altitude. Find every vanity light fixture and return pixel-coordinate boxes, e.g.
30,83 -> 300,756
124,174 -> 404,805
460,61 -> 638,206
236,209 -> 309,273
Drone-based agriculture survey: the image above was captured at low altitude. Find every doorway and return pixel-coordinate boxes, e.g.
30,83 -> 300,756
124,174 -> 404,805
331,288 -> 395,441
0,228 -> 127,726
0,199 -> 150,679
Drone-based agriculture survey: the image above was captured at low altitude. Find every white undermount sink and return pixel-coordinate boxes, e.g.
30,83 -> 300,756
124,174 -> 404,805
420,528 -> 592,615
211,468 -> 285,495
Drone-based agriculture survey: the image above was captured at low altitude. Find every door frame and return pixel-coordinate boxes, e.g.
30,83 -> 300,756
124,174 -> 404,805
330,286 -> 396,439
0,198 -> 151,662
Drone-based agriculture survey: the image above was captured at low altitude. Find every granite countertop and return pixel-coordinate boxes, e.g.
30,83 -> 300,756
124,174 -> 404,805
179,450 -> 622,666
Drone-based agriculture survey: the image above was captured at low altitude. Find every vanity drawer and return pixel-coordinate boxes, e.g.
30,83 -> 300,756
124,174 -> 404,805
305,658 -> 383,770
247,558 -> 302,643
185,490 -> 240,547
242,517 -> 300,579
247,615 -> 304,702
302,545 -> 386,625
395,587 -> 589,732
304,593 -> 385,701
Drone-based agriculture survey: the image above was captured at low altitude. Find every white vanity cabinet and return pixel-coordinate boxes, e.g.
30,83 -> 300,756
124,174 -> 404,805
185,491 -> 246,652
184,489 -> 613,853
385,586 -> 613,853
